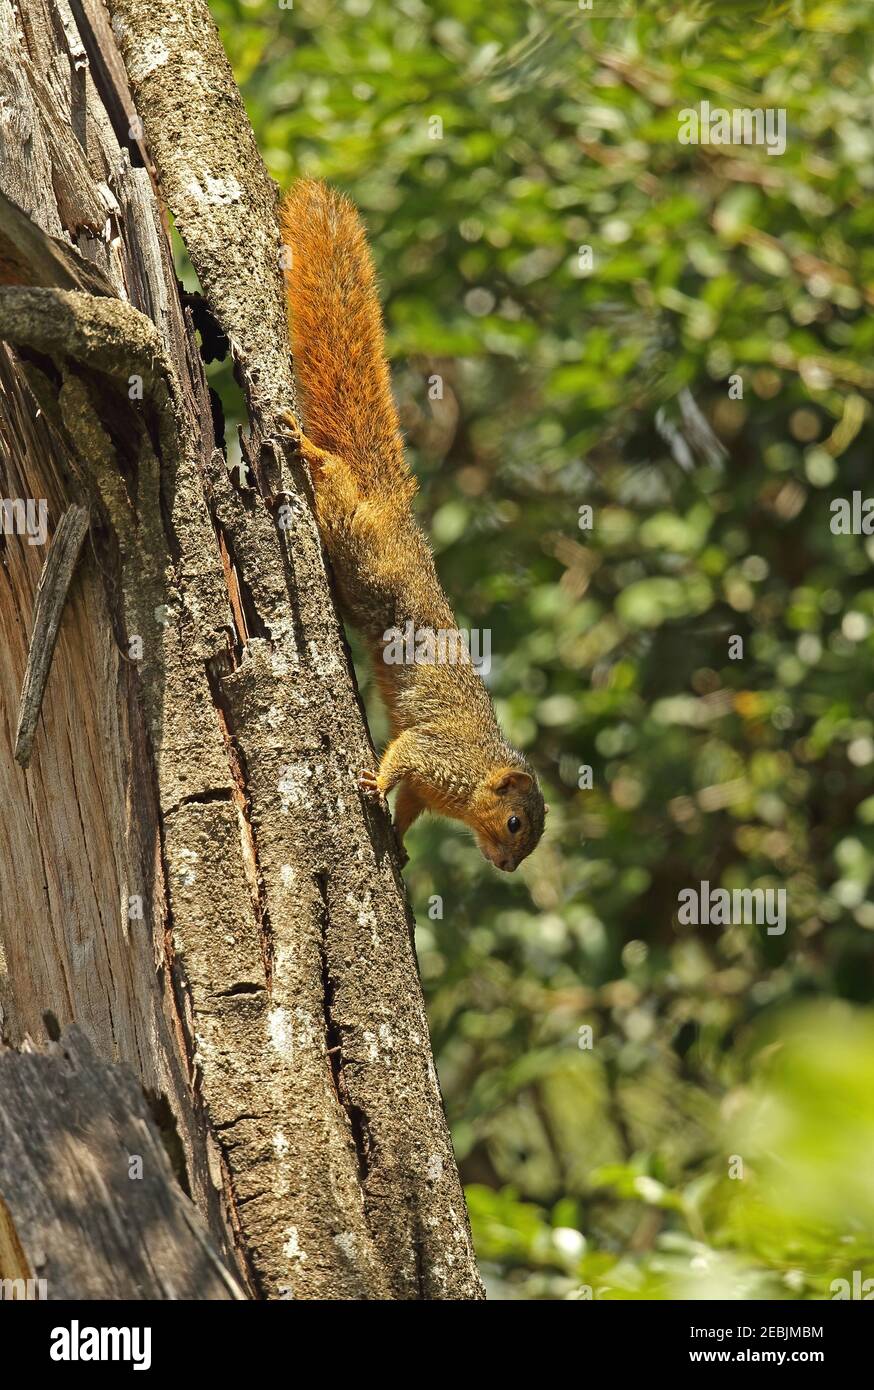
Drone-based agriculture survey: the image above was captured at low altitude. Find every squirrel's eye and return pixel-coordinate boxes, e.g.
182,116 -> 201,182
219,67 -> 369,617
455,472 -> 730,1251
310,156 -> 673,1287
507,815 -> 521,834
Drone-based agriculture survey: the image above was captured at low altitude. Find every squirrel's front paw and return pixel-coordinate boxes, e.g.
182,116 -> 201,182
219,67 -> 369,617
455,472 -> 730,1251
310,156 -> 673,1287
358,768 -> 387,808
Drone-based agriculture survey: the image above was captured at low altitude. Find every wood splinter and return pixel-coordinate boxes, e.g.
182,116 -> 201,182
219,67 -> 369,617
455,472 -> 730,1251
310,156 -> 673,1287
14,503 -> 90,769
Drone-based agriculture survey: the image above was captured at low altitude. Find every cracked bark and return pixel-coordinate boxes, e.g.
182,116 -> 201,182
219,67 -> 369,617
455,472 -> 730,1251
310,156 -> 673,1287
0,1025 -> 246,1299
0,0 -> 484,1300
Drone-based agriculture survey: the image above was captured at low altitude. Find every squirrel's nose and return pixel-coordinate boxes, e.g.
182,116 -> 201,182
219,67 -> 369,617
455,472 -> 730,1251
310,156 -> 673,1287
500,857 -> 515,872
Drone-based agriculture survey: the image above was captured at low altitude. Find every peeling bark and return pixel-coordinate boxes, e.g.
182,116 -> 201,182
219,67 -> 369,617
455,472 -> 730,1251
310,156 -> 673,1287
0,1026 -> 245,1300
0,0 -> 484,1299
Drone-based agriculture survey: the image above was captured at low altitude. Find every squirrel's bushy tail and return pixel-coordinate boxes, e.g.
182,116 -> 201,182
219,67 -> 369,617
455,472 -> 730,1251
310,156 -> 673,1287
280,179 -> 411,499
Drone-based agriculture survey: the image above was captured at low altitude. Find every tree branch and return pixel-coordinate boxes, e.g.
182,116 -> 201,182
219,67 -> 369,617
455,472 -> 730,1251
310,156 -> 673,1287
14,504 -> 90,768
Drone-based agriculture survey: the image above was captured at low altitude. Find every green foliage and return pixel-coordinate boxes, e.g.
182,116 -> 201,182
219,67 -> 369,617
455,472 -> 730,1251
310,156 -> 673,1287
206,0 -> 874,1298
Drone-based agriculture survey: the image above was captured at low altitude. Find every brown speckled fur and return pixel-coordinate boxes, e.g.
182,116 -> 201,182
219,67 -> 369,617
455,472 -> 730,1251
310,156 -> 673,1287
280,179 -> 545,870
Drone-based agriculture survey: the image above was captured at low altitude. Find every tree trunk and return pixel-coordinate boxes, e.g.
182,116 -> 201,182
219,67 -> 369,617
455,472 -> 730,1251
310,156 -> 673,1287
0,0 -> 483,1300
0,1026 -> 245,1299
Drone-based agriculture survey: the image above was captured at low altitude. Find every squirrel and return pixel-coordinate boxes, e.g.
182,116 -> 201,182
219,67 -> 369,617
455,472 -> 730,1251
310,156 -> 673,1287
279,179 -> 546,871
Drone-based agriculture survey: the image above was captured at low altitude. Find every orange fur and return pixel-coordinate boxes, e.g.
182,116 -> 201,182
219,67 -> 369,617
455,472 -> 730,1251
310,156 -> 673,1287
280,179 -> 411,500
279,179 -> 545,870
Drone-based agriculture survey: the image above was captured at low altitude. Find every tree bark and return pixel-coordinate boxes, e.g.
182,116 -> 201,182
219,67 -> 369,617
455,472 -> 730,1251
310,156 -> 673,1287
0,0 -> 484,1300
0,1026 -> 245,1299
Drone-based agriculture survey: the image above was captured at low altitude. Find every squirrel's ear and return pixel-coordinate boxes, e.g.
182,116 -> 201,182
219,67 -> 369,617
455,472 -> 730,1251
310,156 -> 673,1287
490,768 -> 533,796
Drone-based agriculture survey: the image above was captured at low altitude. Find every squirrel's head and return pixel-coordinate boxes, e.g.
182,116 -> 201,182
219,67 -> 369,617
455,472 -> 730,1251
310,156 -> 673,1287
473,763 -> 547,872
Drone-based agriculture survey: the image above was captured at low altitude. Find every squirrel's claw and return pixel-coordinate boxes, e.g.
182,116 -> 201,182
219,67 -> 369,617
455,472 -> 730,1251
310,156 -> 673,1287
358,768 -> 387,808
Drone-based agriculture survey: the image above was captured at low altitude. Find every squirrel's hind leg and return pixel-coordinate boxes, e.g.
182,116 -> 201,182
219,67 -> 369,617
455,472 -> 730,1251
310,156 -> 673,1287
297,433 -> 360,533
